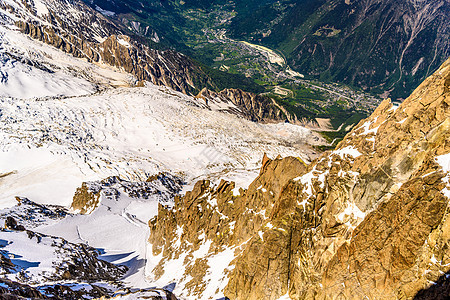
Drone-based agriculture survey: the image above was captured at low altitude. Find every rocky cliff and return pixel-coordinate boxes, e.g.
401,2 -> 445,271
147,57 -> 450,299
0,0 -> 212,94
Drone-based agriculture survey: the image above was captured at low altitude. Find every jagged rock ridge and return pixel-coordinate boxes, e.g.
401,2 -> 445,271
147,57 -> 450,299
195,87 -> 319,125
195,87 -> 289,123
0,0 -> 209,94
0,198 -> 180,300
72,173 -> 183,214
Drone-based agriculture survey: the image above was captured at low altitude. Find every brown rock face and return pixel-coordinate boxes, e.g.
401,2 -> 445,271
148,156 -> 307,298
71,182 -> 101,214
315,57 -> 450,299
4,216 -> 25,231
14,19 -> 201,94
148,58 -> 450,299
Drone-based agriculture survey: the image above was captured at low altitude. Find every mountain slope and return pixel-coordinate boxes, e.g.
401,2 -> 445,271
2,0 -> 207,94
1,0 -> 257,96
1,0 -> 296,123
83,0 -> 449,99
229,0 -> 450,99
146,57 -> 450,299
0,0 -> 321,209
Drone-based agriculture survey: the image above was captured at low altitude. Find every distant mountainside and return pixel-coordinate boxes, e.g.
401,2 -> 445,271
229,0 -> 450,99
84,0 -> 449,100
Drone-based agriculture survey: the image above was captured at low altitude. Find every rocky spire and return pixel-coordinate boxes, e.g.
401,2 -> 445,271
147,57 -> 450,299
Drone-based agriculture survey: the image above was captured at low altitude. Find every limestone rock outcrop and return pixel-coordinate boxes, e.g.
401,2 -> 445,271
71,182 -> 102,214
147,57 -> 450,299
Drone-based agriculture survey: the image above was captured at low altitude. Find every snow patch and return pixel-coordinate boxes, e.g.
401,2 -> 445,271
357,117 -> 380,135
436,153 -> 450,172
436,153 -> 450,199
333,146 -> 362,159
388,104 -> 399,112
95,5 -> 115,17
33,0 -> 49,16
146,242 -> 236,300
294,168 -> 316,195
229,221 -> 236,233
430,254 -> 438,264
206,194 -> 217,208
258,231 -> 264,241
277,293 -> 292,300
293,164 -> 328,208
173,225 -> 184,249
192,240 -> 212,260
397,117 -> 408,124
337,202 -> 366,223
201,247 -> 236,299
118,38 -> 131,48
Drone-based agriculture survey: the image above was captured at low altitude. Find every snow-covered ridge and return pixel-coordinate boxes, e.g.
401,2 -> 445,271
1,0 -> 119,42
436,153 -> 450,199
0,82 -> 315,207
